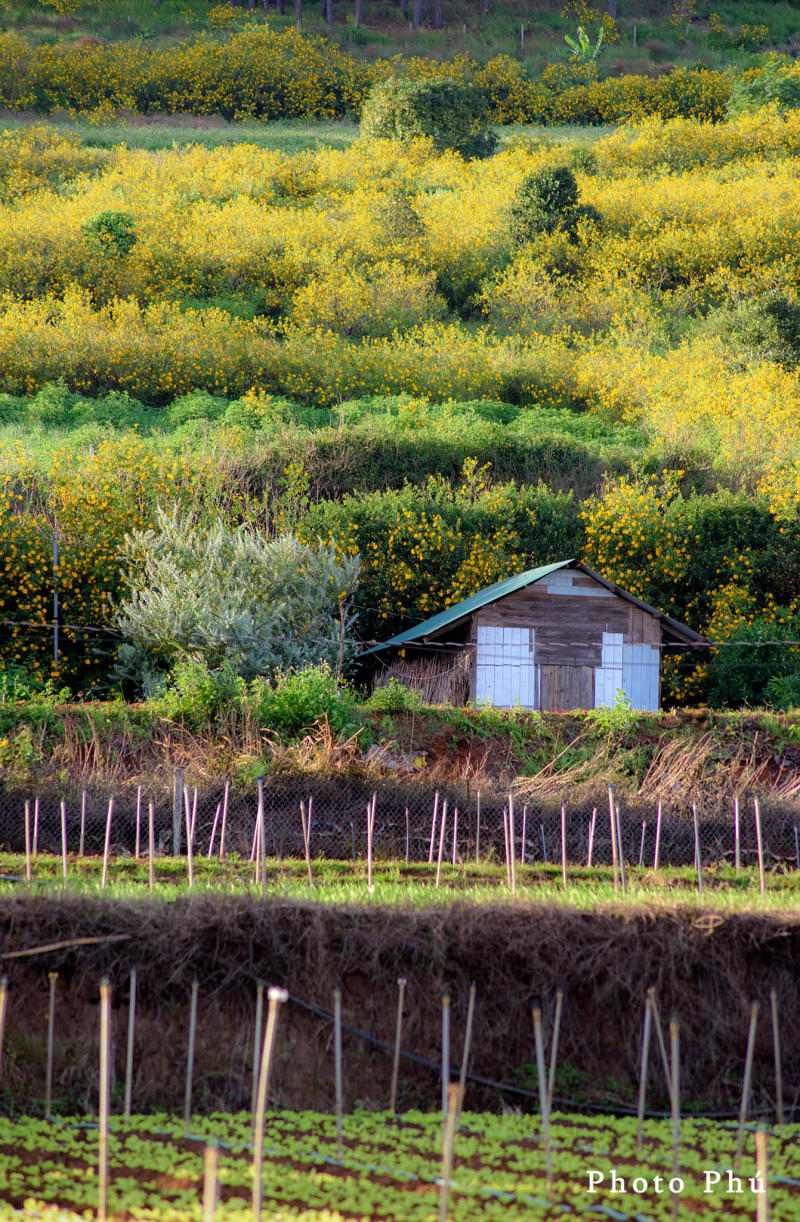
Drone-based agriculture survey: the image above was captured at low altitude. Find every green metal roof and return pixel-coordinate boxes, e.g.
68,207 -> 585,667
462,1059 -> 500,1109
360,560 -> 574,656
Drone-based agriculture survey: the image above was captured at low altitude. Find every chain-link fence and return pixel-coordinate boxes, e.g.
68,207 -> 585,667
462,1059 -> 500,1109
0,776 -> 799,869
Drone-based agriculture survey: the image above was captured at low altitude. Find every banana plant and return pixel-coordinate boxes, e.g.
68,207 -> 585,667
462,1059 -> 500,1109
564,23 -> 605,61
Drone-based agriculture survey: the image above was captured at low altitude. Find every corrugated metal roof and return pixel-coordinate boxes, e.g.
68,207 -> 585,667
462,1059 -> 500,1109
360,559 -> 574,655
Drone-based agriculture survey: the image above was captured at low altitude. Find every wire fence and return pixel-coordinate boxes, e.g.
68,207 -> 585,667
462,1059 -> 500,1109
0,776 -> 798,870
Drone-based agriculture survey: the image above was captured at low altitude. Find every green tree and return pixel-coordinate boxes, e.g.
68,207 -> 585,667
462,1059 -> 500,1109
507,166 -> 600,244
360,78 -> 497,160
114,507 -> 360,691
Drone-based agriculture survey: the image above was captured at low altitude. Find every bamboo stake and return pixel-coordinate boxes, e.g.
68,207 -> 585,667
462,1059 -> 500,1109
252,987 -> 288,1220
586,807 -> 596,867
615,799 -> 627,892
134,786 -> 142,860
300,800 -> 313,886
636,993 -> 653,1149
23,801 -> 31,882
147,801 -> 155,892
98,976 -> 111,1222
794,824 -> 800,870
532,1005 -> 552,1183
520,804 -> 527,866
438,1083 -> 463,1222
60,800 -> 68,882
734,794 -> 741,871
404,806 -> 410,863
428,791 -> 439,864
435,799 -> 447,888
754,798 -> 766,895
756,1127 -> 769,1222
251,982 -> 264,1117
475,790 -> 480,864
202,1141 -> 219,1222
185,788 -> 194,889
735,1001 -> 759,1162
367,793 -> 376,892
33,797 -> 39,858
45,971 -> 57,1120
219,779 -> 229,861
502,804 -> 511,886
334,986 -> 344,1156
508,795 -> 516,895
547,989 -> 563,1112
692,803 -> 703,894
441,993 -> 450,1119
124,967 -> 137,1120
648,989 -> 672,1097
456,982 -> 476,1124
560,804 -> 567,887
207,803 -> 221,859
653,800 -> 662,870
638,820 -> 646,868
389,977 -> 406,1114
183,979 -> 199,1135
608,785 -> 619,889
539,822 -> 547,863
769,988 -> 784,1126
254,778 -> 266,887
101,798 -> 113,889
79,789 -> 87,858
451,807 -> 458,866
669,1018 -> 680,1220
0,977 -> 7,1080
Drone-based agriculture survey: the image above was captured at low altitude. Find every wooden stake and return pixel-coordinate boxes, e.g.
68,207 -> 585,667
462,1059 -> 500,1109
653,800 -> 662,870
769,988 -> 784,1126
608,785 -> 618,888
405,807 -> 410,863
508,795 -> 516,895
638,820 -> 646,868
692,804 -> 703,893
754,798 -> 766,895
79,789 -> 87,858
183,979 -> 199,1134
219,779 -> 229,861
736,1000 -> 759,1162
334,986 -> 344,1156
252,987 -> 288,1220
532,1005 -> 552,1183
734,794 -> 741,871
456,982 -> 476,1123
669,1017 -> 680,1216
98,976 -> 111,1222
615,799 -> 627,891
547,989 -> 563,1112
367,793 -> 376,892
124,966 -> 137,1120
147,801 -> 155,892
502,805 -> 511,886
251,982 -> 264,1118
520,804 -> 527,866
389,977 -> 406,1114
435,799 -> 447,888
756,1127 -> 769,1222
60,800 -> 68,882
441,993 -> 450,1119
206,803 -> 221,859
185,788 -> 194,888
24,800 -> 31,883
33,797 -> 39,858
539,822 -> 547,863
475,791 -> 480,864
428,791 -> 439,864
451,807 -> 458,866
586,807 -> 596,867
255,778 -> 266,888
438,1083 -> 463,1222
101,798 -> 113,889
560,804 -> 567,887
300,800 -> 313,886
134,786 -> 142,860
636,993 -> 653,1149
202,1141 -> 219,1222
45,971 -> 57,1120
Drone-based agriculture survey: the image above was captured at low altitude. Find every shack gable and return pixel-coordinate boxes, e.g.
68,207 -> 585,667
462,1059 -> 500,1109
468,568 -> 662,711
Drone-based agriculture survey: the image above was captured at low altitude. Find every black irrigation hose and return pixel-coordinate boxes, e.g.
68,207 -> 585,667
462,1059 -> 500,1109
287,992 -> 794,1124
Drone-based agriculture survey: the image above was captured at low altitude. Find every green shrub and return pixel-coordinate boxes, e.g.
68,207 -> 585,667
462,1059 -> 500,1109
365,678 -> 424,713
708,613 -> 800,708
507,166 -> 599,244
82,211 -> 137,257
765,672 -> 800,711
360,77 -> 497,159
247,664 -> 359,739
158,658 -> 243,727
728,57 -> 800,117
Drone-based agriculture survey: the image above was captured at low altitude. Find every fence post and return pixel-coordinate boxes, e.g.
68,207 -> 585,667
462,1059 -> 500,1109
172,768 -> 184,858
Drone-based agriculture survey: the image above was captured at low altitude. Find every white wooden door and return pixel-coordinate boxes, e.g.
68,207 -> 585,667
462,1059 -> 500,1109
475,625 -> 537,708
595,631 -> 659,711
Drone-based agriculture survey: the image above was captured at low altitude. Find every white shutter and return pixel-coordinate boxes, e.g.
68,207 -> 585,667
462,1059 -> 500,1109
476,625 -> 537,708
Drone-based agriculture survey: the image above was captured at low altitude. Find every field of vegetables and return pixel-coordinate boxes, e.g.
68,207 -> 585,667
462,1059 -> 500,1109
2,1109 -> 798,1220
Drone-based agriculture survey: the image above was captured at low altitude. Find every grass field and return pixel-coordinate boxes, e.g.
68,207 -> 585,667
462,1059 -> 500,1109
3,853 -> 800,912
3,1110 -> 798,1219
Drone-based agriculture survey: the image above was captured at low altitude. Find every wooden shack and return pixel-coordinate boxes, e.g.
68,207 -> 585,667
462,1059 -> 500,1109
361,559 -> 703,712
